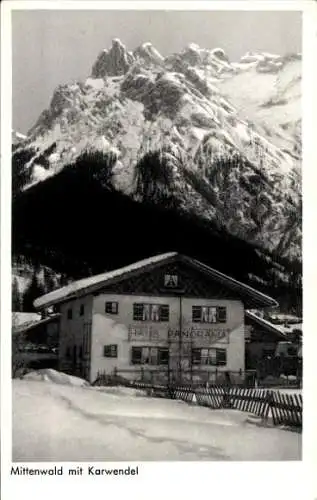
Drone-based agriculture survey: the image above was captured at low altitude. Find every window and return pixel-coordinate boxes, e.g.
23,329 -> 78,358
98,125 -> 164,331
191,348 -> 227,366
133,303 -> 169,322
164,274 -> 179,288
263,347 -> 275,358
131,346 -> 169,365
103,344 -> 118,358
105,302 -> 118,315
287,346 -> 297,357
65,346 -> 71,359
79,304 -> 85,316
192,306 -> 227,323
67,308 -> 72,320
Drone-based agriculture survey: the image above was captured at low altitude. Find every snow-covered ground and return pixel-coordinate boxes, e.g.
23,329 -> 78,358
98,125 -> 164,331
12,376 -> 301,462
269,388 -> 302,395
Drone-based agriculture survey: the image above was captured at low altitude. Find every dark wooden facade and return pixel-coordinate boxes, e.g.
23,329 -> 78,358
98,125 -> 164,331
95,261 -> 243,300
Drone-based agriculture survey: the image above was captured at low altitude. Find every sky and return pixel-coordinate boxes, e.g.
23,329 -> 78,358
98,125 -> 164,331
12,9 -> 302,133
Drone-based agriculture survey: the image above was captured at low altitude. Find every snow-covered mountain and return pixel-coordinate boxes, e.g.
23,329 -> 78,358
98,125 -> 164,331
12,129 -> 27,145
12,39 -> 302,262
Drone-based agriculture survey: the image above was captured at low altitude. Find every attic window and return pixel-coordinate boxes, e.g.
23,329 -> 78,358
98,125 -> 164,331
67,308 -> 73,320
80,304 -> 85,316
164,274 -> 178,288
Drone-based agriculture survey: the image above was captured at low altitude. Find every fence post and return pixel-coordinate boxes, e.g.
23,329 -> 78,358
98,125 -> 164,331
263,390 -> 273,424
113,366 -> 118,385
222,384 -> 231,408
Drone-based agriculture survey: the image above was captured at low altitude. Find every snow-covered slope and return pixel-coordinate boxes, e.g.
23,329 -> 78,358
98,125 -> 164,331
13,378 -> 301,461
12,40 -> 302,261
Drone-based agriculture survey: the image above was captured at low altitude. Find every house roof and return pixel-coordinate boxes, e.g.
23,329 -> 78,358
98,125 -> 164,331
12,313 -> 60,334
12,312 -> 42,330
245,311 -> 287,339
33,252 -> 278,310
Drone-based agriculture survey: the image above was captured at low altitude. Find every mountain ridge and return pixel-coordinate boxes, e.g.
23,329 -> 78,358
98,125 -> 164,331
12,39 -> 302,267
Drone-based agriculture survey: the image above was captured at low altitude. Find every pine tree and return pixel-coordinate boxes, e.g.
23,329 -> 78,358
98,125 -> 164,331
60,273 -> 69,287
22,272 -> 45,312
12,277 -> 22,312
43,267 -> 56,293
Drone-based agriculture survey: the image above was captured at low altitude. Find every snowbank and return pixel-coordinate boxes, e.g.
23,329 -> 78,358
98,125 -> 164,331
22,368 -> 89,387
93,385 -> 149,398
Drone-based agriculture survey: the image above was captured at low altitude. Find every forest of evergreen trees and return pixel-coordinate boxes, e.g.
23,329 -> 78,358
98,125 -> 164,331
11,147 -> 302,315
11,265 -> 64,313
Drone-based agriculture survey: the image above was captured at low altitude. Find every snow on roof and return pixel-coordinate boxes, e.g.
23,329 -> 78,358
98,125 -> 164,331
12,312 -> 42,329
34,252 -> 278,310
12,313 -> 61,334
34,253 -> 177,309
269,313 -> 302,323
277,323 -> 302,335
245,310 -> 286,338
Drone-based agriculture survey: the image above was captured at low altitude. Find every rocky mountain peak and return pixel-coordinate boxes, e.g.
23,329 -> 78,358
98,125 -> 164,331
134,42 -> 164,65
91,38 -> 135,78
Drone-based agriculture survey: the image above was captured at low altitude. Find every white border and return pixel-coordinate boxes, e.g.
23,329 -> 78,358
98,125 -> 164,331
1,0 -> 308,12
1,2 -> 317,499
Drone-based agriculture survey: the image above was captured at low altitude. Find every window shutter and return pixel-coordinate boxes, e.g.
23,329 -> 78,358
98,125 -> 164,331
159,305 -> 169,322
158,348 -> 169,365
133,304 -> 144,321
217,307 -> 227,323
192,306 -> 202,322
216,349 -> 227,366
192,348 -> 201,364
131,346 -> 142,364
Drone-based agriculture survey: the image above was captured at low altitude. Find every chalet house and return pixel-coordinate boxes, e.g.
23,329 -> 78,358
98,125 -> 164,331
245,311 -> 302,378
12,312 -> 60,372
245,310 -> 287,369
12,312 -> 60,348
33,252 -> 277,384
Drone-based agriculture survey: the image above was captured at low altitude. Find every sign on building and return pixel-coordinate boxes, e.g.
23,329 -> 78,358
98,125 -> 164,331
128,325 -> 230,343
168,328 -> 230,343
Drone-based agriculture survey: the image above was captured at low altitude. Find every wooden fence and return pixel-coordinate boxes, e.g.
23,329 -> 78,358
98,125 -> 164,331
269,390 -> 302,427
93,372 -> 302,429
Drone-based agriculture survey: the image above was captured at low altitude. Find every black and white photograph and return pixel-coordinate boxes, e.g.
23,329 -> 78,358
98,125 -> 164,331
7,4 -> 306,467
